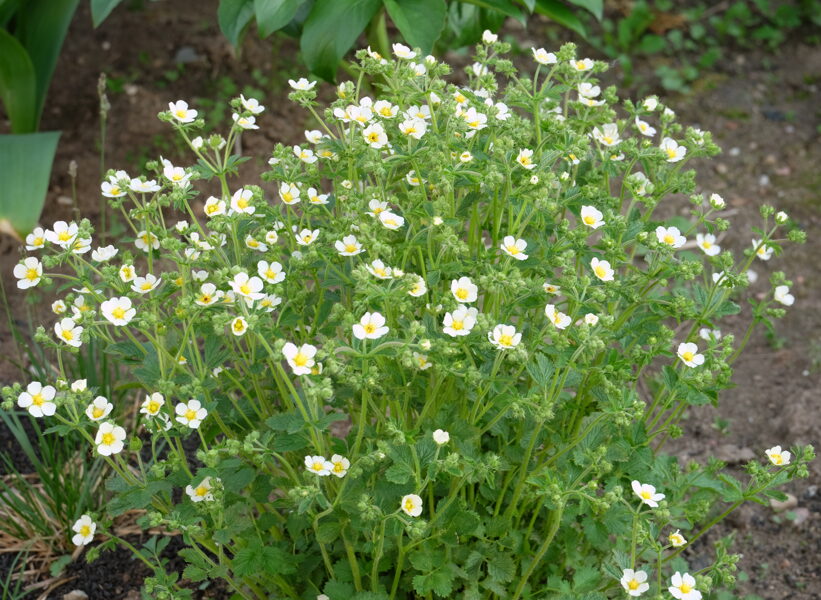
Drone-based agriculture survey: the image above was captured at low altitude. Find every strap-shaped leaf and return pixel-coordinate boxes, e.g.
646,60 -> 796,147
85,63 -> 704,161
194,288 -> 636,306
0,29 -> 36,132
567,0 -> 603,21
254,0 -> 302,37
384,0 -> 447,55
534,0 -> 587,38
90,0 -> 125,27
218,0 -> 255,47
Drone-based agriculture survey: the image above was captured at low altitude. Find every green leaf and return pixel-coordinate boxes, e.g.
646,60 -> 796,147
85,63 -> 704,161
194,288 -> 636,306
567,0 -> 603,20
0,30 -> 37,132
90,0 -> 125,27
487,552 -> 515,582
219,0 -> 256,47
526,352 -> 555,387
533,0 -> 587,38
385,461 -> 414,484
412,567 -> 455,597
0,132 -> 60,235
384,0 -> 447,55
254,0 -> 301,37
300,0 -> 381,81
232,542 -> 293,577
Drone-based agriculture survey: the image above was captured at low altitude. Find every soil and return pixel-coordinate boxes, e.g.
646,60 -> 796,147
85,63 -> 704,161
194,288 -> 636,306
0,1 -> 819,598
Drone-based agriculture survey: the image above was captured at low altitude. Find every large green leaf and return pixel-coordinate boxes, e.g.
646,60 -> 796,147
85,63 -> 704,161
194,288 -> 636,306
300,0 -> 382,81
0,29 -> 36,132
218,0 -> 256,47
384,0 -> 447,54
254,0 -> 302,37
90,0 -> 125,27
0,132 -> 60,237
14,0 -> 80,127
567,0 -> 603,20
534,0 -> 587,38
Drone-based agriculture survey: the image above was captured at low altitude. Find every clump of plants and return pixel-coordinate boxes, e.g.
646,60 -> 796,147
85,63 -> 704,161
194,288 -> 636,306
3,36 -> 812,599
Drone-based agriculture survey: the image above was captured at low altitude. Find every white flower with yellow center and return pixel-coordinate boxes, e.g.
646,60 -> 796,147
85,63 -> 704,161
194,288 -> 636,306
620,569 -> 649,597
774,285 -> 794,306
25,227 -> 46,251
85,396 -> 113,422
580,205 -> 604,229
543,282 -> 561,295
186,476 -> 218,502
408,275 -> 427,297
101,297 -> 136,326
163,163 -> 190,186
461,107 -> 487,130
367,199 -> 389,217
545,304 -> 571,329
488,324 -> 521,350
129,178 -> 161,194
293,228 -> 318,246
204,196 -> 226,217
72,515 -> 96,546
443,306 -> 478,337
413,352 -> 432,370
305,455 -> 333,476
55,318 -> 83,347
70,295 -> 94,320
392,43 -> 415,59
288,77 -> 316,91
131,273 -> 161,295
70,236 -> 92,255
95,421 -> 126,455
335,235 -> 364,256
404,105 -> 431,121
257,293 -> 282,313
451,276 -> 478,303
17,382 -> 56,418
660,137 -> 686,162
353,312 -> 389,340
257,260 -> 285,284
635,117 -> 656,137
195,283 -> 223,306
532,47 -> 556,65
140,392 -> 165,418
52,299 -> 67,315
283,343 -> 317,375
752,238 -> 773,261
578,82 -> 600,98
656,226 -> 686,249
229,188 -> 255,215
91,245 -> 118,262
398,118 -> 427,139
401,494 -> 423,517
134,230 -> 159,252
433,429 -> 449,445
305,129 -> 323,144
676,342 -> 704,368
379,211 -> 405,230
47,220 -> 79,248
591,257 -> 614,282
329,454 -> 350,478
501,236 -> 528,260
669,572 -> 701,600
765,445 -> 791,466
14,257 -> 42,289
293,145 -> 316,164
406,170 -> 422,186
592,123 -> 621,146
240,94 -> 264,114
631,480 -> 665,508
232,113 -> 259,130
244,235 -> 267,252
516,148 -> 536,170
366,259 -> 393,279
229,272 -> 265,300
230,316 -> 248,336
279,182 -> 301,205
168,99 -> 197,122
101,180 -> 126,198
668,530 -> 687,547
374,100 -> 398,118
361,122 -> 388,149
175,399 -> 207,429
459,151 -> 473,163
264,230 -> 279,245
307,187 -> 329,205
571,58 -> 594,71
696,233 -> 720,256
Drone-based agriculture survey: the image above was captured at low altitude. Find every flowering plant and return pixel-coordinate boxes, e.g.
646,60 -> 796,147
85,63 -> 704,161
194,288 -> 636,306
4,38 -> 813,600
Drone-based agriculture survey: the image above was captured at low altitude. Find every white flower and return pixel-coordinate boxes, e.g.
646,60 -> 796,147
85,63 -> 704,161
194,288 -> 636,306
230,316 -> 248,336
258,294 -> 282,313
669,530 -> 687,547
330,454 -> 350,478
71,379 -> 87,392
501,236 -> 528,260
578,82 -> 600,98
443,306 -> 478,337
696,233 -> 720,256
175,399 -> 207,429
404,105 -> 431,121
305,129 -> 323,144
398,118 -> 427,139
379,211 -> 404,230
367,199 -> 389,217
676,342 -> 704,368
765,445 -> 791,466
459,151 -> 473,163
257,260 -> 285,284
186,476 -> 218,502
169,100 -> 197,123
584,313 -> 599,326
91,245 -> 118,262
401,493 -> 423,517
433,429 -> 450,445
293,145 -> 316,163
132,273 -> 161,294
46,221 -> 78,247
353,312 -> 389,340
230,188 -> 255,214
14,257 -> 42,289
580,205 -> 604,229
366,259 -> 393,280
699,328 -> 721,341
244,235 -> 267,252
774,285 -> 794,306
413,352 -> 432,370
55,318 -> 83,347
283,343 -> 317,375
406,170 -> 422,186
775,210 -> 788,224
593,123 -> 621,147
335,235 -> 364,256
516,148 -> 536,170
461,107 -> 487,130
101,297 -> 136,326
669,572 -> 701,600
163,163 -> 191,186
101,180 -> 127,198
362,122 -> 388,148
240,94 -> 264,114
17,382 -> 57,417
408,275 -> 427,297
277,182 -> 300,205
488,324 -> 521,349
543,282 -> 560,294
591,257 -> 614,281
545,304 -> 571,329
86,396 -> 113,421
631,480 -> 665,508
129,178 -> 161,193
229,272 -> 265,300
25,227 -> 46,250
494,102 -> 510,121
288,78 -> 316,91
643,97 -> 658,111
135,230 -> 160,252
140,392 -> 165,417
532,47 -> 557,65
656,226 -> 686,249
52,299 -> 67,315
451,276 -> 478,303
635,117 -> 656,137
709,193 -> 725,209
195,283 -> 223,306
571,58 -> 594,71
203,196 -> 227,217
470,61 -> 488,76
482,30 -> 498,43
95,421 -> 126,455
620,569 -> 649,597
752,238 -> 774,261
373,100 -> 398,119
392,43 -> 416,59
71,515 -> 96,546
304,455 -> 333,476
660,137 -> 686,162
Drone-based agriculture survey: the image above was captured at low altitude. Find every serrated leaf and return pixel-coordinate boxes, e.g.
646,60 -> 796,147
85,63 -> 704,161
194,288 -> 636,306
487,552 -> 515,582
412,567 -> 454,597
232,542 -> 294,577
384,462 -> 414,484
384,0 -> 446,54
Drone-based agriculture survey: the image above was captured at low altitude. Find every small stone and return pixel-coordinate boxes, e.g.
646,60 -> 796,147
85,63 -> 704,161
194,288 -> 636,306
102,40 -> 111,51
729,147 -> 741,157
63,591 -> 89,600
758,174 -> 770,187
715,163 -> 729,175
57,195 -> 73,206
770,493 -> 798,513
805,485 -> 818,498
791,507 -> 811,527
174,46 -> 202,64
125,84 -> 139,96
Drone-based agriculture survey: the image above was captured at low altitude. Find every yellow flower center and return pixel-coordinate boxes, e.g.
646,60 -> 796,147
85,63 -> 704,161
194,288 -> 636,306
451,320 -> 464,331
663,234 -> 675,245
594,265 -> 608,279
302,235 -> 313,243
147,401 -> 160,414
237,197 -> 248,208
383,218 -> 396,227
282,192 -> 293,202
112,307 -> 126,320
101,432 -> 115,445
417,357 -> 427,368
333,462 -> 345,473
294,353 -> 308,367
141,282 -> 153,290
553,313 -> 563,325
666,148 -> 678,159
455,94 -> 465,103
640,490 -> 652,500
519,156 -> 531,166
363,323 -> 376,334
58,231 -> 71,242
31,393 -> 44,406
25,268 -> 39,280
379,107 -> 392,116
576,60 -> 586,69
62,329 -> 74,341
110,186 -> 120,195
583,215 -> 596,225
185,409 -> 197,421
702,240 -> 712,249
92,407 -> 105,419
200,295 -> 211,304
312,462 -> 324,471
79,524 -> 91,537
345,244 -> 357,253
681,351 -> 694,362
239,284 -> 251,295
373,268 -> 386,277
233,320 -> 245,332
468,120 -> 480,128
499,334 -> 513,346
367,132 -> 380,142
628,579 -> 639,590
175,109 -> 188,119
679,583 -> 692,594
206,204 -> 218,214
172,173 -> 183,181
771,453 -> 783,465
32,237 -> 43,246
602,136 -> 614,144
506,245 -> 520,255
195,485 -> 209,497
455,288 -> 469,300
404,498 -> 415,511
266,269 -> 277,279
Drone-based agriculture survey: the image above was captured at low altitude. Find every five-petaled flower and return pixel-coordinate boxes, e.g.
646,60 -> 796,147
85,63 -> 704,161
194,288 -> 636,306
488,324 -> 521,349
186,476 -> 219,502
14,257 -> 42,289
175,400 -> 208,429
631,480 -> 665,508
283,343 -> 317,375
17,382 -> 57,418
765,445 -> 791,466
620,569 -> 649,597
401,494 -> 423,517
501,236 -> 528,260
72,515 -> 96,546
669,572 -> 701,600
353,312 -> 389,340
677,342 -> 704,368
95,422 -> 127,455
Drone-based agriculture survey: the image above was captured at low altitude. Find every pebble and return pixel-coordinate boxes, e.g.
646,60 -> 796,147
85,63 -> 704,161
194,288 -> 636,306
715,163 -> 729,175
806,485 -> 818,498
63,591 -> 88,600
758,174 -> 770,187
729,147 -> 741,157
791,507 -> 811,527
57,195 -> 73,206
770,493 -> 798,513
174,46 -> 202,64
